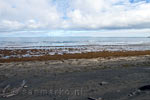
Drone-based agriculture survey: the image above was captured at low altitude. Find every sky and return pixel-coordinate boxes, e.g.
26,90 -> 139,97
0,0 -> 150,37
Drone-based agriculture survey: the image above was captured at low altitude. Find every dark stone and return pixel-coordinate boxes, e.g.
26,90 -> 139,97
139,85 -> 150,91
88,97 -> 96,100
99,81 -> 108,86
88,97 -> 102,100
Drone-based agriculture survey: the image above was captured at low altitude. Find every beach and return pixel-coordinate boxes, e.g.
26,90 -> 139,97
0,50 -> 150,100
0,37 -> 150,100
1,0 -> 150,99
1,49 -> 150,62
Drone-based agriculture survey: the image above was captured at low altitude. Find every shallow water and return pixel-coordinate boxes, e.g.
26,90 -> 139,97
0,37 -> 150,50
0,37 -> 150,59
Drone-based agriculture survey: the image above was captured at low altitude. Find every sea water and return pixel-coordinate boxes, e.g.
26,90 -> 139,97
0,37 -> 150,51
0,37 -> 150,58
0,37 -> 150,50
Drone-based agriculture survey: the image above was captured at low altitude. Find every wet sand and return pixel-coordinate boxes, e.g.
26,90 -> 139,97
0,53 -> 150,100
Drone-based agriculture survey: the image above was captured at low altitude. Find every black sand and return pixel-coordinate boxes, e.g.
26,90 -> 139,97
0,56 -> 150,100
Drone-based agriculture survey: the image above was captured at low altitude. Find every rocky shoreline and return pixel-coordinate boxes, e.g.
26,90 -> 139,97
1,50 -> 150,63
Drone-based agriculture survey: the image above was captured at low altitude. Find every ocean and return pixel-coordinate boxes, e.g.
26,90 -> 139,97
0,37 -> 150,50
0,37 -> 150,59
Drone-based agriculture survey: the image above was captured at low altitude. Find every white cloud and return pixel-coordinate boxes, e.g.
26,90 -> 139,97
0,0 -> 150,33
0,0 -> 64,31
0,20 -> 23,30
66,0 -> 150,30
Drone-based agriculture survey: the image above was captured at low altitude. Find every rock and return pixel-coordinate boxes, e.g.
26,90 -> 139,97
139,85 -> 150,91
88,97 -> 102,100
99,81 -> 108,86
24,85 -> 28,88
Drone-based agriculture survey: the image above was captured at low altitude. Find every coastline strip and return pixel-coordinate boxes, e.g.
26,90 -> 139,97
0,50 -> 150,63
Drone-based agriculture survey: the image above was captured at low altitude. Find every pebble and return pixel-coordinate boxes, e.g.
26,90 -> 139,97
99,81 -> 109,86
88,97 -> 102,100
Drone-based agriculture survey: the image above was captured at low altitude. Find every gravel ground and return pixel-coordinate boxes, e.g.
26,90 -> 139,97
0,55 -> 150,100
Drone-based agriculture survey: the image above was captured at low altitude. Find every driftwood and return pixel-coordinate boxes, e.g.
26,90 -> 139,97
0,80 -> 27,98
2,85 -> 10,94
128,85 -> 150,97
128,89 -> 141,97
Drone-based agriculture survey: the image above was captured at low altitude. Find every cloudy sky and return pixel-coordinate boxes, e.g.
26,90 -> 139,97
0,0 -> 150,37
